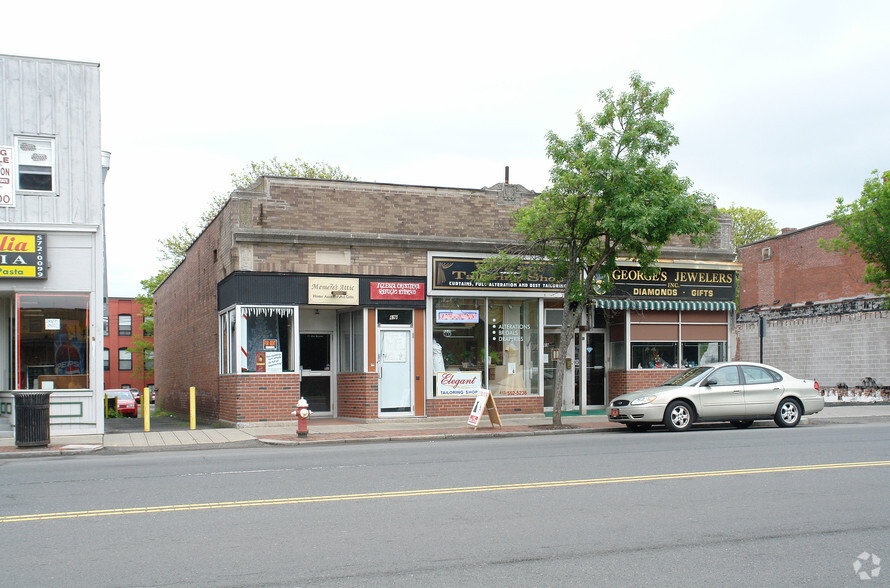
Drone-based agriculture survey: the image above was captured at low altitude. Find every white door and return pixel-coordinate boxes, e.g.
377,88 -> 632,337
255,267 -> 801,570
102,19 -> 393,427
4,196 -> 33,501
378,328 -> 412,414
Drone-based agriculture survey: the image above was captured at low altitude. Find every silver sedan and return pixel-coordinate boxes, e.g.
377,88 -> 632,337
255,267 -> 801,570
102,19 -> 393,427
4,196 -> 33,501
608,362 -> 824,432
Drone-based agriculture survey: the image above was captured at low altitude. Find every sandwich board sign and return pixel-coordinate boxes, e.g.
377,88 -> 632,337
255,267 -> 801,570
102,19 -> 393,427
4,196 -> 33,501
467,388 -> 502,429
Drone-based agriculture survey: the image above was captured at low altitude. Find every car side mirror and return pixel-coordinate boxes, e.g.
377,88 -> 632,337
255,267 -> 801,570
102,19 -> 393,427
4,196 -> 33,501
704,378 -> 718,387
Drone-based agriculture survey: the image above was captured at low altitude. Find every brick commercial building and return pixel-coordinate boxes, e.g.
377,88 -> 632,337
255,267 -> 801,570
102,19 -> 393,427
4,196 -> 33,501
104,298 -> 153,392
154,176 -> 737,425
735,221 -> 889,395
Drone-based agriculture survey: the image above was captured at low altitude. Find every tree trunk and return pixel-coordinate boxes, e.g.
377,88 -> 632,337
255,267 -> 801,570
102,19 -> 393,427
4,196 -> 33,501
551,295 -> 583,427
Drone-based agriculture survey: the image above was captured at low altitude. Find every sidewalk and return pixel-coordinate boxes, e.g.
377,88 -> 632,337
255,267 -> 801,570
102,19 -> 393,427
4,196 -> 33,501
2,404 -> 889,458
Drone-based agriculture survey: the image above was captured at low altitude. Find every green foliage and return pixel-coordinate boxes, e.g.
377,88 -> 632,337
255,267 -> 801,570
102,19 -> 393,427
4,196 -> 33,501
230,156 -> 357,190
718,204 -> 778,249
475,73 -> 719,424
820,169 -> 890,297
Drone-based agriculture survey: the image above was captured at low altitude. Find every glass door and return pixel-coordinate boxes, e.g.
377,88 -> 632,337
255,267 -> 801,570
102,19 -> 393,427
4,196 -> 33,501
300,333 -> 331,413
585,332 -> 606,407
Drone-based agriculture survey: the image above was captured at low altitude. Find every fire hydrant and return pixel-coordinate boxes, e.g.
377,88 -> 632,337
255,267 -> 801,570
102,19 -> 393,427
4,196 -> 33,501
293,397 -> 311,437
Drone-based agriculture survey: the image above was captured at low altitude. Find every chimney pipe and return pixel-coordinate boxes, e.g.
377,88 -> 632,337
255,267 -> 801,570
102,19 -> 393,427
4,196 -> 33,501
505,166 -> 510,184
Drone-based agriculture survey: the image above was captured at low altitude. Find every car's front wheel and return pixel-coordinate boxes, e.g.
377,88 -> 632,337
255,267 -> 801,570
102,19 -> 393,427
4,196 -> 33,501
664,400 -> 694,432
625,423 -> 652,432
774,398 -> 802,427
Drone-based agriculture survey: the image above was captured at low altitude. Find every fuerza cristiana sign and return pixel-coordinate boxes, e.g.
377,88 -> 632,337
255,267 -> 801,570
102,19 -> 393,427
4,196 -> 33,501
0,233 -> 46,279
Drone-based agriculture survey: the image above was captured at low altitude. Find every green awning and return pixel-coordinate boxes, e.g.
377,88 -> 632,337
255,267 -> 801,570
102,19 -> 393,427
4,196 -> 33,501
594,299 -> 736,311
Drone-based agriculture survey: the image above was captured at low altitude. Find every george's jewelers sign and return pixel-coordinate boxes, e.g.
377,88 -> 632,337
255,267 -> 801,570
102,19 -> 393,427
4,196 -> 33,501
0,233 -> 46,279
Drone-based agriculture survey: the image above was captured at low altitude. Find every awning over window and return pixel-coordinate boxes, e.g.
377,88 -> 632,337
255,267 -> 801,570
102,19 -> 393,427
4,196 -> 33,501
594,299 -> 736,311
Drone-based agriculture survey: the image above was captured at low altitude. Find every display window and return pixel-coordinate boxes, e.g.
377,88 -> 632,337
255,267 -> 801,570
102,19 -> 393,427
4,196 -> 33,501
431,297 -> 540,397
16,294 -> 90,389
486,299 -> 538,396
219,306 -> 296,374
624,309 -> 728,370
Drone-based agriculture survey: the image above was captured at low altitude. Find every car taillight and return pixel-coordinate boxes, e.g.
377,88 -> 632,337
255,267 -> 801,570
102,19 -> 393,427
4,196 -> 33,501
814,381 -> 820,391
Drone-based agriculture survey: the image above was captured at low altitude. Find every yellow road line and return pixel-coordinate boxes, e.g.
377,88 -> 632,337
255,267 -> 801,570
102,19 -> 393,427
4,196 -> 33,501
4,460 -> 889,524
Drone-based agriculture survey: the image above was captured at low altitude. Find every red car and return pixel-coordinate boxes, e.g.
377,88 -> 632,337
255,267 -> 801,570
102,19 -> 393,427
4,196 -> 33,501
105,389 -> 138,418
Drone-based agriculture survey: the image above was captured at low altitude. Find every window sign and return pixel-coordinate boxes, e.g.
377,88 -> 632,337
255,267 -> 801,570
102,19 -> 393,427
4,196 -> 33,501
437,371 -> 482,396
0,233 -> 47,279
0,146 -> 13,206
436,310 -> 480,324
45,318 -> 61,330
266,352 -> 283,373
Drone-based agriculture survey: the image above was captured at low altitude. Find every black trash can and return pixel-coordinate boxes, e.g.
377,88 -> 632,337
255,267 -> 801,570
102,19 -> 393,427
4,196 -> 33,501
13,391 -> 52,448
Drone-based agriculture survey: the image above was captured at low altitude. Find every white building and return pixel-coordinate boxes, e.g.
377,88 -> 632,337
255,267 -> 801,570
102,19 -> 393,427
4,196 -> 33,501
0,54 -> 109,437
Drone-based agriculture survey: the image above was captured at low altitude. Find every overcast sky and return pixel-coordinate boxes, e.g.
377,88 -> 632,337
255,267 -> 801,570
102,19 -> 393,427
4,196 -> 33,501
5,1 -> 889,297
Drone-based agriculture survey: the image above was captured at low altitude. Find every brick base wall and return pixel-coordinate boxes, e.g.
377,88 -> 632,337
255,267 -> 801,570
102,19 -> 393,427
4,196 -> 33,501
608,370 -> 683,401
426,395 -> 544,417
218,373 -> 302,424
337,373 -> 379,419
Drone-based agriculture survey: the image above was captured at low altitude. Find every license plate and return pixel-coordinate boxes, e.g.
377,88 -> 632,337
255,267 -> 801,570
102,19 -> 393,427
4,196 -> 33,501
610,408 -> 620,418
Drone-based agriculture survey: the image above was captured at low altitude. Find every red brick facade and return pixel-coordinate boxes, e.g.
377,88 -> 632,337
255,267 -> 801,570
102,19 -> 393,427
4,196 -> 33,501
104,298 -> 154,391
738,221 -> 870,309
609,369 -> 684,402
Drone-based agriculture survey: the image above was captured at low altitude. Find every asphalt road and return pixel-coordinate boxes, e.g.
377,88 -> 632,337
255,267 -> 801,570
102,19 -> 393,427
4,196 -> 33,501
1,422 -> 888,587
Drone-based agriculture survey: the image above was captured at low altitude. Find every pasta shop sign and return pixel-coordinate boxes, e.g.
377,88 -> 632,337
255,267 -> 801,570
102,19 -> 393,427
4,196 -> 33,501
0,233 -> 46,279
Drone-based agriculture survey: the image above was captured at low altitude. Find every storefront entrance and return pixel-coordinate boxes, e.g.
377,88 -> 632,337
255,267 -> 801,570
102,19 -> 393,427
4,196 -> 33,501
580,332 -> 606,408
300,332 -> 332,414
377,310 -> 413,415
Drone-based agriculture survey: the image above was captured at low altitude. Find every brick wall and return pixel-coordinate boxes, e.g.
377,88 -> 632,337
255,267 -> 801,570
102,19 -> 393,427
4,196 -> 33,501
337,373 -> 378,419
738,222 -> 870,309
218,373 -> 301,424
154,215 -> 222,420
736,304 -> 890,387
608,369 -> 684,401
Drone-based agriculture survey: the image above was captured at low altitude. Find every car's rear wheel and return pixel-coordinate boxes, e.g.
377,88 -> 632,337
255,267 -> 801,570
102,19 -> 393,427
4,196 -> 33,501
774,398 -> 802,427
730,420 -> 754,429
664,400 -> 694,432
625,423 -> 652,432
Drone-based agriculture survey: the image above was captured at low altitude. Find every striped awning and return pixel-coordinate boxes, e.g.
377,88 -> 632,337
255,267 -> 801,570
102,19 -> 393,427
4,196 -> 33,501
594,299 -> 736,311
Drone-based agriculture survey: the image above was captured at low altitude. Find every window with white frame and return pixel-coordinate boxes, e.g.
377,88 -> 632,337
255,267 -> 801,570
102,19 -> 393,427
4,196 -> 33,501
219,306 -> 297,374
118,314 -> 132,336
15,136 -> 55,193
119,348 -> 132,371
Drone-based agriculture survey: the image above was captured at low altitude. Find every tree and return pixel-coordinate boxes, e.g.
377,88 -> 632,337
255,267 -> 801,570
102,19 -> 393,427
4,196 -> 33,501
474,73 -> 719,426
230,156 -> 356,190
719,204 -> 778,249
820,169 -> 890,298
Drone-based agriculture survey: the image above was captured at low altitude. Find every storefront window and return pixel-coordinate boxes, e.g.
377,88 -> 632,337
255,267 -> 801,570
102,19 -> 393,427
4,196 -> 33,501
219,306 -> 296,374
681,342 -> 726,366
487,299 -> 538,396
631,343 -> 679,369
432,297 -> 540,397
432,298 -> 485,394
17,294 -> 90,389
338,309 -> 364,373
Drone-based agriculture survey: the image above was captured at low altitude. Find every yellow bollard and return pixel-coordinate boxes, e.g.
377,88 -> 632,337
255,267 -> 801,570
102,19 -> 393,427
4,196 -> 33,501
143,387 -> 150,432
189,386 -> 196,430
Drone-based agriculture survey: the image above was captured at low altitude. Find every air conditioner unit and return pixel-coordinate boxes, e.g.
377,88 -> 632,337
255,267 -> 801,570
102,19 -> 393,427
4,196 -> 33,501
544,308 -> 562,327
761,247 -> 772,261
